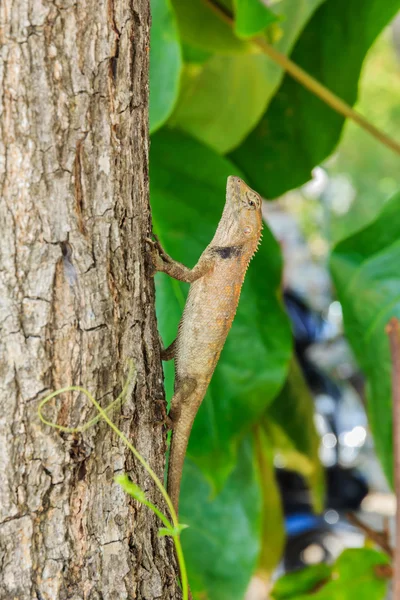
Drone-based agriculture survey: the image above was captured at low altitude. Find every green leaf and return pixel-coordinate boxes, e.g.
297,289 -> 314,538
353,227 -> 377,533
271,563 -> 331,599
326,30 -> 400,245
170,54 -> 282,153
150,129 -> 292,489
233,0 -> 278,38
231,0 -> 400,198
150,0 -> 182,133
182,42 -> 212,65
158,523 -> 188,537
320,548 -> 390,600
317,548 -> 386,599
272,548 -> 390,599
170,0 -> 326,153
330,192 -> 400,486
265,358 -> 324,512
271,0 -> 327,52
171,0 -> 251,54
180,436 -> 262,600
115,474 -> 147,503
253,427 -> 285,577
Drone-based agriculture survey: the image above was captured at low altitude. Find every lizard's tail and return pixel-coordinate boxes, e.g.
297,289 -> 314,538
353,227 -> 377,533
167,407 -> 196,517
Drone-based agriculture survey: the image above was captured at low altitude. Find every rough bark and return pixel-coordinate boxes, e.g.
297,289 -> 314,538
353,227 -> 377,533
0,0 -> 179,598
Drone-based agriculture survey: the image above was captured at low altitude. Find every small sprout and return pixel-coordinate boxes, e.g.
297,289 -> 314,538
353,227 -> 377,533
158,523 -> 189,538
176,523 -> 189,534
115,474 -> 147,504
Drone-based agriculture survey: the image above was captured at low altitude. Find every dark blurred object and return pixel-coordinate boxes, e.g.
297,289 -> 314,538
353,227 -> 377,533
284,290 -> 341,443
284,290 -> 332,350
277,466 -> 368,517
277,290 -> 368,572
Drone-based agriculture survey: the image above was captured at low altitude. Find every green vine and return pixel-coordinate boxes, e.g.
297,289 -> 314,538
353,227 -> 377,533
38,361 -> 189,600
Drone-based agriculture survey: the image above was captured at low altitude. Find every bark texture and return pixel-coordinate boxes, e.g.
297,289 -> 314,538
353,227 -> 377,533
0,0 -> 178,598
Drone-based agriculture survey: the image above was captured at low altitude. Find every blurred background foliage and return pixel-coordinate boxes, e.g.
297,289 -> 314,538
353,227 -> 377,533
326,26 -> 400,243
149,1 -> 400,598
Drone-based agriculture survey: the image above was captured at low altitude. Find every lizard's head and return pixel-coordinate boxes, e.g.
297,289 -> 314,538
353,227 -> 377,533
216,176 -> 263,248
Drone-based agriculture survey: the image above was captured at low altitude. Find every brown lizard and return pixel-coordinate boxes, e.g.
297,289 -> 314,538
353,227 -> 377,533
148,176 -> 263,515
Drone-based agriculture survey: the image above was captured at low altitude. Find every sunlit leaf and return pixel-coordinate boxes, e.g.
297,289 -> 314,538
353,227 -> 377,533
170,53 -> 281,153
231,0 -> 400,198
330,192 -> 400,486
170,0 -> 326,153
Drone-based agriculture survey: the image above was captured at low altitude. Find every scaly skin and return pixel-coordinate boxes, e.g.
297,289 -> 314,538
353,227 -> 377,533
149,176 -> 263,515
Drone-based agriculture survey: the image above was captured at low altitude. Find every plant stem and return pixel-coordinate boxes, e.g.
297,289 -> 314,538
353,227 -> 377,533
386,317 -> 400,597
255,39 -> 400,156
79,390 -> 189,600
347,512 -> 393,558
38,367 -> 189,600
205,0 -> 400,157
38,370 -> 133,433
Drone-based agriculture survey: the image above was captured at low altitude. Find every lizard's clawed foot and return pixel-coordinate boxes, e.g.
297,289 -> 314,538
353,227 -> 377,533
145,236 -> 163,276
154,398 -> 173,429
146,235 -> 173,264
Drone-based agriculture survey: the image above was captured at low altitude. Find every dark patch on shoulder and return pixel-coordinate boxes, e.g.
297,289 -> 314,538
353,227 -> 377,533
212,245 -> 243,259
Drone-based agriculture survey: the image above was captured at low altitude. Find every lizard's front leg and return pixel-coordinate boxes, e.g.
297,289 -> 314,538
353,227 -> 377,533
146,236 -> 213,283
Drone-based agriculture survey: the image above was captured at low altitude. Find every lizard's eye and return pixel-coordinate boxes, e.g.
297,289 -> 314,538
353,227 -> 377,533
246,192 -> 258,209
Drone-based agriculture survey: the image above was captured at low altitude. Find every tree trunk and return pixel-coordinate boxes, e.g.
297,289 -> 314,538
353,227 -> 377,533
0,1 -> 179,598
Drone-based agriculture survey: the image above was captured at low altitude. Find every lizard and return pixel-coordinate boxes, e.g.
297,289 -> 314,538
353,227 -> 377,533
148,175 -> 263,515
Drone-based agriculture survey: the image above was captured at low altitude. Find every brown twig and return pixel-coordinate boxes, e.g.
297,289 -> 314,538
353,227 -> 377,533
347,512 -> 393,558
386,317 -> 400,597
205,0 -> 400,157
375,563 -> 393,579
384,516 -> 390,542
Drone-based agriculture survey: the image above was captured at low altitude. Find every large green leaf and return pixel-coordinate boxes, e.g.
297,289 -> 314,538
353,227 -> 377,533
169,53 -> 282,153
271,548 -> 389,599
265,358 -> 324,512
330,192 -> 400,486
326,29 -> 400,244
149,0 -> 182,132
180,436 -> 262,600
231,0 -> 400,198
170,0 -> 326,153
150,129 -> 292,488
